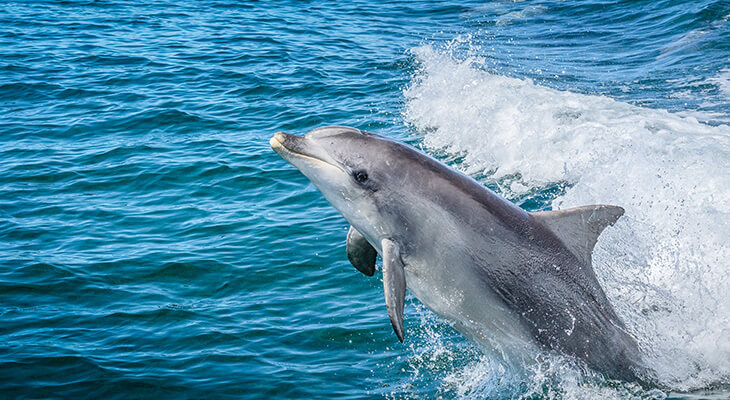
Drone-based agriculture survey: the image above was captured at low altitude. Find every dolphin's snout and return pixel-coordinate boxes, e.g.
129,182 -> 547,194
270,131 -> 293,147
270,131 -> 306,154
271,130 -> 332,165
271,129 -> 345,172
273,131 -> 288,142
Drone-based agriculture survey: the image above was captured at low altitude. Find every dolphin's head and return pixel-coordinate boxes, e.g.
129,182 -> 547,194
270,126 -> 416,245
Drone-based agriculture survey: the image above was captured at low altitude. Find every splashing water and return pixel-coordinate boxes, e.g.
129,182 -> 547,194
401,44 -> 730,396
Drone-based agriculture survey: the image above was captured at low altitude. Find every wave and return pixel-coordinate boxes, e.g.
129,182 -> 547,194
402,45 -> 730,396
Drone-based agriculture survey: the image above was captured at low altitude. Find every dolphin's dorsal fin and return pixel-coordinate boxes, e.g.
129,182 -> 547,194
346,226 -> 376,276
531,205 -> 624,266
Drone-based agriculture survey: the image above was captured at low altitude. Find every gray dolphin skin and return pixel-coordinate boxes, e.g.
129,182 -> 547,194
270,126 -> 646,383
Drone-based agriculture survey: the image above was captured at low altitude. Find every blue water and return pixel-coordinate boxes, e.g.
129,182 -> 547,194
2,1 -> 729,399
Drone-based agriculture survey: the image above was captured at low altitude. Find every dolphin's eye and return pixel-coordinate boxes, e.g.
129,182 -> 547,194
353,170 -> 368,184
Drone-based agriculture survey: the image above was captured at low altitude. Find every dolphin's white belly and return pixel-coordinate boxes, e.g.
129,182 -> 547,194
402,243 -> 538,362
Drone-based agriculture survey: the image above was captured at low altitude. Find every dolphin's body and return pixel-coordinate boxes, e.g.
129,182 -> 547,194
270,126 -> 645,382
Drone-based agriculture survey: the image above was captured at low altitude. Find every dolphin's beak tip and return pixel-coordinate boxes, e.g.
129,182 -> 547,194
270,131 -> 287,149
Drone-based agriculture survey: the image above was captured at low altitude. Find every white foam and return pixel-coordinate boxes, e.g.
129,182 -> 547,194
402,45 -> 730,394
707,68 -> 730,98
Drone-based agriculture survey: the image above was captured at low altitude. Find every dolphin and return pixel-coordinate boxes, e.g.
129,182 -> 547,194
270,126 -> 647,382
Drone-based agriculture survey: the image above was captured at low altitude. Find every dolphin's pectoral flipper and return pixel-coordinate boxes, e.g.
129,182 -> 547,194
381,238 -> 406,342
346,226 -> 376,276
531,205 -> 625,266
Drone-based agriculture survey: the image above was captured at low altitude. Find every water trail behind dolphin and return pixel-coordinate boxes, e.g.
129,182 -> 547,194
402,44 -> 730,396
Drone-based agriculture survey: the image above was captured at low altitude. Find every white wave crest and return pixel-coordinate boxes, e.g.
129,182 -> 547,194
403,45 -> 730,394
707,68 -> 730,98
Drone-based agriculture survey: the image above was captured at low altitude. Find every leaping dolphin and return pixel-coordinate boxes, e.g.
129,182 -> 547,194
270,126 -> 647,382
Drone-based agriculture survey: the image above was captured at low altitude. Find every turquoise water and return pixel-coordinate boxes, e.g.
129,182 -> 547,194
1,1 -> 729,399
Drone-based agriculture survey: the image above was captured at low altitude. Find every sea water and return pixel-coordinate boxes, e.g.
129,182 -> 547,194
1,1 -> 728,399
